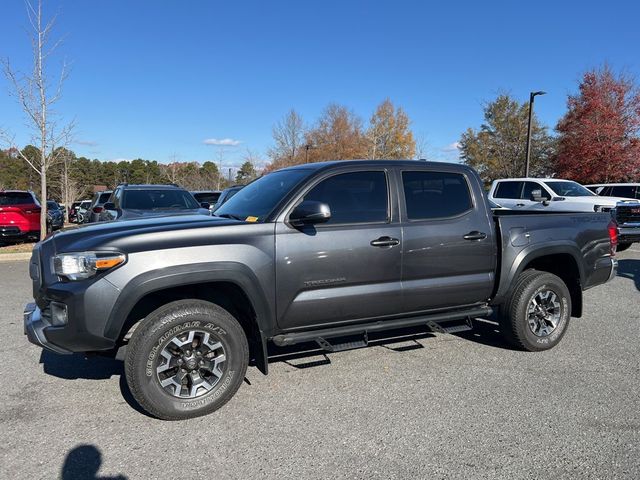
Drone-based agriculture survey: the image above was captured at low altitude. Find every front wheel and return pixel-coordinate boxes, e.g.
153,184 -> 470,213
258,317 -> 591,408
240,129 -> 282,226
125,299 -> 249,420
500,270 -> 571,351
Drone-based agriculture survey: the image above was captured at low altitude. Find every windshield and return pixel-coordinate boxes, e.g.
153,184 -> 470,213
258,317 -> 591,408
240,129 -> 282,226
122,189 -> 200,210
544,181 -> 595,197
46,201 -> 59,210
214,169 -> 312,222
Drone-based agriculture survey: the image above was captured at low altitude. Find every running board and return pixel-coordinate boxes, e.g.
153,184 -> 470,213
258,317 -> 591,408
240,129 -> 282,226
272,306 -> 492,348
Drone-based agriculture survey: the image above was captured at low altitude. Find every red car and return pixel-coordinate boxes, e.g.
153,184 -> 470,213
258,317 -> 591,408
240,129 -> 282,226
0,190 -> 41,242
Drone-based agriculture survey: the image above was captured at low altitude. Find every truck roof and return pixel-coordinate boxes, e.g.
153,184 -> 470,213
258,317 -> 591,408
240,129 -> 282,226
279,159 -> 474,173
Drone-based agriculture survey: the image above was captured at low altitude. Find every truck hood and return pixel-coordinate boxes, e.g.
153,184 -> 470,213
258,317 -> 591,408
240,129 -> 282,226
557,196 -> 635,206
49,214 -> 243,254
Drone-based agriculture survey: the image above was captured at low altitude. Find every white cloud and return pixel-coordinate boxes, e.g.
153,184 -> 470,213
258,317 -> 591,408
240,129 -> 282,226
442,142 -> 461,152
203,138 -> 241,146
74,139 -> 98,147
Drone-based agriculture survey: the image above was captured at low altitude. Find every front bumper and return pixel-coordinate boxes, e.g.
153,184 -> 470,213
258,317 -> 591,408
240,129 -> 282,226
23,302 -> 72,354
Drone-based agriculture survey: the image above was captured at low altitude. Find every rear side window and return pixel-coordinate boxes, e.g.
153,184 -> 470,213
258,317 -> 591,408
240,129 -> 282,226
303,171 -> 388,225
610,186 -> 638,199
0,192 -> 36,205
402,171 -> 473,220
494,181 -> 523,199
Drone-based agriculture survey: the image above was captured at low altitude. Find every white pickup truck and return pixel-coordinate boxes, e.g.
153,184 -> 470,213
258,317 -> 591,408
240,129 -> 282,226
488,178 -> 634,212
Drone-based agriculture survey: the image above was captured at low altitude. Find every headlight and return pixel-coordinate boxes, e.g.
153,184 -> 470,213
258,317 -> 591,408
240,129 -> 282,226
53,252 -> 126,280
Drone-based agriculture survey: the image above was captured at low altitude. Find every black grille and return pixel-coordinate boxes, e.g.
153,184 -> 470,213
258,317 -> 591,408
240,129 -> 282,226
0,226 -> 21,236
616,205 -> 640,225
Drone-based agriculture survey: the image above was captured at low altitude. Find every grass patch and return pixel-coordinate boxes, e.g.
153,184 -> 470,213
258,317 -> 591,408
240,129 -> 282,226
0,242 -> 36,254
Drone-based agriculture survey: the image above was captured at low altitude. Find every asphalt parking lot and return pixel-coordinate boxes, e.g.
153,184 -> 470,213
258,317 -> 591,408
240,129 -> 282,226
1,249 -> 638,479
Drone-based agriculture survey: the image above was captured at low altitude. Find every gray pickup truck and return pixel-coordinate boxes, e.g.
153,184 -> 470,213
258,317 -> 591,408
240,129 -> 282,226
24,160 -> 618,420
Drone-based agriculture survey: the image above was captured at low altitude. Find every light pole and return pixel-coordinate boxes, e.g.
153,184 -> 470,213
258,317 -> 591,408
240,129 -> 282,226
524,90 -> 546,177
304,144 -> 316,163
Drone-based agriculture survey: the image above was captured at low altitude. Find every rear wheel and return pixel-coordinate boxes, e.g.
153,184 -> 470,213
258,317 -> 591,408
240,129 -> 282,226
500,270 -> 571,351
125,299 -> 249,420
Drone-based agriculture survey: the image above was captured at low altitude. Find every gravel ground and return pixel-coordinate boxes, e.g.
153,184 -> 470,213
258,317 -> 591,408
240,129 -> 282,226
1,249 -> 638,479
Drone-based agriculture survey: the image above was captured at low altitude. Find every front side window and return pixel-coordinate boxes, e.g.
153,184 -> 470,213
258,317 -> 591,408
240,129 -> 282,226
494,181 -> 523,199
402,171 -> 473,220
544,181 -> 595,197
522,182 -> 551,200
303,171 -> 389,225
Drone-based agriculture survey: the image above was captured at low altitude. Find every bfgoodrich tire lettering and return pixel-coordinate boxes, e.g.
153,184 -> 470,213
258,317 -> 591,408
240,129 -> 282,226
125,299 -> 248,420
500,270 -> 571,352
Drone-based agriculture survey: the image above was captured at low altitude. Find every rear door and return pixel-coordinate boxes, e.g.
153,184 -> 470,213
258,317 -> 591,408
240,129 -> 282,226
400,168 -> 496,313
491,181 -> 524,209
275,168 -> 402,330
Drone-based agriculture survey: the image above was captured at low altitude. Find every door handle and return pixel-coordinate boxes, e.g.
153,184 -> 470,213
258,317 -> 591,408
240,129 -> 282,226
516,203 -> 525,207
463,231 -> 487,241
370,236 -> 400,247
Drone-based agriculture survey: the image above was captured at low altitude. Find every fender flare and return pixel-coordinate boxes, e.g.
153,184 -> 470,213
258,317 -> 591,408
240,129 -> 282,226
494,242 -> 585,307
104,261 -> 273,373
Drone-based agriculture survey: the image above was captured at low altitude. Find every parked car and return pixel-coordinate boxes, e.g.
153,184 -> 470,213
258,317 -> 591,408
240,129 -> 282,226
488,178 -> 635,212
585,183 -> 640,251
25,160 -> 617,420
585,183 -> 640,200
87,190 -> 113,223
212,185 -> 243,211
46,201 -> 64,231
68,200 -> 91,223
0,190 -> 41,242
98,184 -> 210,222
191,190 -> 222,214
76,200 -> 92,224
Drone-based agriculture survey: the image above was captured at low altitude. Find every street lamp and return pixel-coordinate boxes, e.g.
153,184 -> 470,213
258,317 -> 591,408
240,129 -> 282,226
524,90 -> 546,177
304,144 -> 316,163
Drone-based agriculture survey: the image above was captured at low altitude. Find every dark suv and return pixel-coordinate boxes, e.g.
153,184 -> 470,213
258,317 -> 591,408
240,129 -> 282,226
98,184 -> 210,222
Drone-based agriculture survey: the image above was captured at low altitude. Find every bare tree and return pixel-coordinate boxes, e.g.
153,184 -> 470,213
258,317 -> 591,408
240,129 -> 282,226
268,109 -> 305,165
1,0 -> 74,239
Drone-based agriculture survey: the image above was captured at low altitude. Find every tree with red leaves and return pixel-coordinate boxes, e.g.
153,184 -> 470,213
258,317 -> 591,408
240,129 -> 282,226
555,66 -> 640,183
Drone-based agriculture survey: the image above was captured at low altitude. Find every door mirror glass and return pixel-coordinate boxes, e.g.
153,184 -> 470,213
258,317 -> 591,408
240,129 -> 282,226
289,201 -> 331,226
103,202 -> 116,211
200,202 -> 210,210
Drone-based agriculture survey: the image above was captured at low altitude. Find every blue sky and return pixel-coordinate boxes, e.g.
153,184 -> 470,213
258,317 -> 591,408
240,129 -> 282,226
1,0 -> 639,170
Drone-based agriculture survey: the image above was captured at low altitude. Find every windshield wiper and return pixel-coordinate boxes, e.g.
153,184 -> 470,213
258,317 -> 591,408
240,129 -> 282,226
216,213 -> 245,221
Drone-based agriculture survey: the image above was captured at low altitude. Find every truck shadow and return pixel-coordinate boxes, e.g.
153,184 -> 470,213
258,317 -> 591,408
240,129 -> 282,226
617,259 -> 640,291
38,351 -> 151,417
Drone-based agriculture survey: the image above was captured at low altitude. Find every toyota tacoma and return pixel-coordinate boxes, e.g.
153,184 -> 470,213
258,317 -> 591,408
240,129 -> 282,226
24,160 -> 618,420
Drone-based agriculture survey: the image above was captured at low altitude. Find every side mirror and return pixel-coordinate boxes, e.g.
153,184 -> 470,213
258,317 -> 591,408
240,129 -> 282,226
289,200 -> 331,226
530,189 -> 550,206
200,202 -> 210,210
103,202 -> 116,211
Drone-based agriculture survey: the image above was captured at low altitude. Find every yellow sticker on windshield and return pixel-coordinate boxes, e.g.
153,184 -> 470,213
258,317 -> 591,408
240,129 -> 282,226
245,216 -> 258,222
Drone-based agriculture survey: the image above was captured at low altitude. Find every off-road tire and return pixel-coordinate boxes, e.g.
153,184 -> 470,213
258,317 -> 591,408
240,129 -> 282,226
500,269 -> 571,352
125,299 -> 249,420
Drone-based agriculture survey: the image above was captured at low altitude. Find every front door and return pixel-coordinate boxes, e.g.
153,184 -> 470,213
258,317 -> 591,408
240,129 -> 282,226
275,169 -> 402,330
